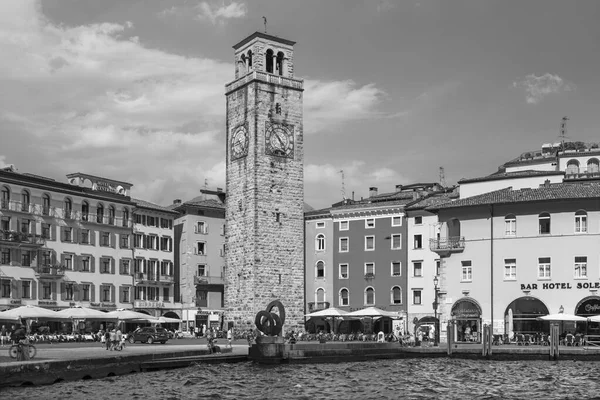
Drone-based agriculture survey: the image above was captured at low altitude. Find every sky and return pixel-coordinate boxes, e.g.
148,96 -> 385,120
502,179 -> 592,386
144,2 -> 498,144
1,0 -> 599,210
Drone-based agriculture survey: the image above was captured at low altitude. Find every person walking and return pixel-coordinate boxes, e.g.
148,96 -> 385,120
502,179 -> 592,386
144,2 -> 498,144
104,329 -> 111,350
109,328 -> 117,350
0,325 -> 7,347
227,327 -> 233,348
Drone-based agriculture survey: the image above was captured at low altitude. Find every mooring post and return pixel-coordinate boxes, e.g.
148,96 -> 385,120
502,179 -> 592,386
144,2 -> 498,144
550,323 -> 560,361
482,324 -> 487,356
447,321 -> 453,356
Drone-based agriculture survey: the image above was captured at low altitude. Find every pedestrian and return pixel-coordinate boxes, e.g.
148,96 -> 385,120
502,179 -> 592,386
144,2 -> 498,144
109,328 -> 117,350
116,327 -> 123,350
227,327 -> 233,348
247,328 -> 254,347
104,329 -> 111,350
202,323 -> 207,337
0,325 -> 7,347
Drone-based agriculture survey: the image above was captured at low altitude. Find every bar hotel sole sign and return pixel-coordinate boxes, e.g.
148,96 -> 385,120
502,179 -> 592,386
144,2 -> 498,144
521,282 -> 600,290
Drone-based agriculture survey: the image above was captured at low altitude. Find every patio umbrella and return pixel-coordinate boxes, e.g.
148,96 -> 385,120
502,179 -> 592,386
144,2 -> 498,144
586,315 -> 600,323
507,308 -> 514,339
346,307 -> 400,318
55,306 -> 113,320
104,309 -> 158,321
537,313 -> 587,322
151,316 -> 181,324
0,305 -> 64,320
305,307 -> 350,334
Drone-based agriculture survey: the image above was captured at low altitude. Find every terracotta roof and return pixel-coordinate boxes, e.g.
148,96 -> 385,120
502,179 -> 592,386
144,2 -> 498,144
406,192 -> 457,210
182,198 -> 225,209
131,198 -> 179,214
459,170 -> 564,184
429,182 -> 600,210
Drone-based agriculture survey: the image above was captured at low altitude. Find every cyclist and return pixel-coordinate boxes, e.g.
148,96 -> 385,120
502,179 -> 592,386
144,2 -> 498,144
11,324 -> 26,344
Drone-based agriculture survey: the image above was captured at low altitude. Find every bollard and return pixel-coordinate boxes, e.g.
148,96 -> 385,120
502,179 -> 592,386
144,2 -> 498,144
447,322 -> 453,356
482,324 -> 487,356
550,323 -> 560,361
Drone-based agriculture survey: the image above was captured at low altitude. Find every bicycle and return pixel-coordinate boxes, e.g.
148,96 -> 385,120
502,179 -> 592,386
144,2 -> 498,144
9,340 -> 37,360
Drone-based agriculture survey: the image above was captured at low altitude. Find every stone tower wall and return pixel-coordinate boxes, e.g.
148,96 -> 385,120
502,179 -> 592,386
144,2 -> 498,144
225,34 -> 304,333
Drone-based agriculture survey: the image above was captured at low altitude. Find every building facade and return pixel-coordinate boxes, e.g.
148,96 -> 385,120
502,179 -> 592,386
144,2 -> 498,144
224,32 -> 305,331
172,189 -> 226,332
431,182 -> 600,342
131,199 -> 178,318
0,169 -> 135,317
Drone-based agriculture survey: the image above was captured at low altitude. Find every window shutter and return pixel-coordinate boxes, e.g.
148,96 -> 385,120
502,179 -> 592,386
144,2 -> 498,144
31,280 -> 37,300
143,259 -> 147,274
90,256 -> 95,273
142,215 -> 146,225
14,249 -> 21,266
119,234 -> 123,249
111,285 -> 116,303
110,233 -> 116,248
111,258 -> 116,274
119,260 -> 124,275
74,284 -> 80,301
89,229 -> 95,246
169,238 -> 173,252
74,255 -> 80,272
51,250 -> 57,265
50,224 -> 56,241
74,228 -> 80,244
60,253 -> 65,267
51,281 -> 57,300
60,227 -> 65,242
91,284 -> 95,302
205,224 -> 208,234
11,280 -> 19,299
60,282 -> 66,300
119,287 -> 124,303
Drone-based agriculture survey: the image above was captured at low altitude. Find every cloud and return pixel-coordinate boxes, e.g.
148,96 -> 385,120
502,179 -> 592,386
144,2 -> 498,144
304,80 -> 385,134
196,1 -> 247,24
304,161 -> 407,206
387,81 -> 461,119
513,73 -> 574,104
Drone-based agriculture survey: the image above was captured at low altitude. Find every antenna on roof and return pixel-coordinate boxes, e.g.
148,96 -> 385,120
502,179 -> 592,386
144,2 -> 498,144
339,170 -> 346,200
439,167 -> 447,188
559,116 -> 569,150
262,16 -> 267,33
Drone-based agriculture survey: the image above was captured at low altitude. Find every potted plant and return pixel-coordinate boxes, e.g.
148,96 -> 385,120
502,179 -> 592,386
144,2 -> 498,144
317,331 -> 327,344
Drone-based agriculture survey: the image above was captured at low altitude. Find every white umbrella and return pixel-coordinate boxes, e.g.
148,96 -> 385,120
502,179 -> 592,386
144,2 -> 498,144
346,307 -> 400,318
151,316 -> 181,324
104,309 -> 158,321
0,305 -> 64,320
304,307 -> 349,318
537,313 -> 587,322
586,315 -> 600,323
55,306 -> 114,320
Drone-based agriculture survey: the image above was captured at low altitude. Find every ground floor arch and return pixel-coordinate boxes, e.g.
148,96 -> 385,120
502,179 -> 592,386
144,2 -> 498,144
162,311 -> 181,319
451,297 -> 482,342
504,296 -> 549,335
575,296 -> 600,317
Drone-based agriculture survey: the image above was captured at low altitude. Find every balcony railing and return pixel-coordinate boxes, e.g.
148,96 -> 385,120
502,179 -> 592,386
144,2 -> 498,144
33,265 -> 65,279
565,170 -> 600,180
364,272 -> 375,280
307,302 -> 330,313
0,230 -> 45,246
194,275 -> 225,286
160,274 -> 174,283
430,236 -> 465,255
1,200 -> 33,213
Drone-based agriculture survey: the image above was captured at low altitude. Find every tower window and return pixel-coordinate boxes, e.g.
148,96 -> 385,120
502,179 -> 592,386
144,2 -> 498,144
276,51 -> 284,76
266,49 -> 274,73
247,50 -> 253,68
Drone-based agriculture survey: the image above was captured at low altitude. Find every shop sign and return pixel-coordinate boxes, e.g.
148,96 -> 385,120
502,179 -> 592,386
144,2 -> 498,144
452,300 -> 481,318
90,303 -> 101,307
134,301 -> 164,309
101,302 -> 116,309
95,180 -> 117,194
521,282 -> 600,290
38,300 -> 57,306
10,300 -> 22,305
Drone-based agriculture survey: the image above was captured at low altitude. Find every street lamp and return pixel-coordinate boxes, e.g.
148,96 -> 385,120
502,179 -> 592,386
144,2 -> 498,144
433,275 -> 439,346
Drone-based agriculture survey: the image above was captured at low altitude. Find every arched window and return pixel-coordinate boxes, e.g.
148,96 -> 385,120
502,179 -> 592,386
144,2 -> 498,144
81,201 -> 89,221
316,287 -> 325,304
276,51 -> 284,76
316,234 -> 325,251
247,50 -> 253,68
575,210 -> 587,233
122,208 -> 130,227
64,198 -> 72,219
365,287 -> 375,305
96,203 -> 104,224
588,158 -> 600,173
42,194 -> 51,216
1,186 -> 9,209
265,49 -> 274,73
505,214 -> 516,236
339,288 -> 349,306
391,286 -> 402,305
566,159 -> 580,175
240,54 -> 247,72
21,190 -> 30,212
108,205 -> 116,225
316,260 -> 325,278
538,212 -> 551,235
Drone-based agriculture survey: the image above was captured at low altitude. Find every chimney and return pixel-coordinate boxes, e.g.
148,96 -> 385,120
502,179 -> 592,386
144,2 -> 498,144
543,179 -> 551,188
173,199 -> 182,205
395,184 -> 403,192
216,187 -> 223,193
352,191 -> 355,201
369,187 -> 378,197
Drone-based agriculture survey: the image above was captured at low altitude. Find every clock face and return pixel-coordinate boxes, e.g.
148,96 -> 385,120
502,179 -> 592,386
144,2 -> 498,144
230,125 -> 249,160
265,123 -> 294,158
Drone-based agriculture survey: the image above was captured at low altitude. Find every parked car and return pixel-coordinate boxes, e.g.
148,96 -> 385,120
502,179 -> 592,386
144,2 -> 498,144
128,327 -> 169,344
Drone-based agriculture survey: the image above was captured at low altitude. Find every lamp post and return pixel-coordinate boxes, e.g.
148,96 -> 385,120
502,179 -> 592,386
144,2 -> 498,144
433,275 -> 439,347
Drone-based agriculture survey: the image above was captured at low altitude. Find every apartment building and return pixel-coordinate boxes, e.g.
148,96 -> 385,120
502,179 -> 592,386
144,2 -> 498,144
0,168 -> 134,315
131,199 -> 178,318
172,189 -> 226,332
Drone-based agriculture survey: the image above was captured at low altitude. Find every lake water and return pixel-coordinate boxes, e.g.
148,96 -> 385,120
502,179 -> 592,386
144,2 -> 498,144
3,358 -> 600,399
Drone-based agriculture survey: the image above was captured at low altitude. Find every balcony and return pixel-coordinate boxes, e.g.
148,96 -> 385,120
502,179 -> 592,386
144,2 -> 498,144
364,272 -> 375,280
307,302 -> 330,313
1,200 -> 33,214
564,170 -> 600,181
134,272 -> 160,284
0,230 -> 45,247
31,204 -> 56,217
194,275 -> 225,286
430,236 -> 465,256
33,265 -> 65,279
160,274 -> 174,284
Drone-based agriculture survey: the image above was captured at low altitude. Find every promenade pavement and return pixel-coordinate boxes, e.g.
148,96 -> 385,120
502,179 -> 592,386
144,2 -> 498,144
0,339 -> 250,366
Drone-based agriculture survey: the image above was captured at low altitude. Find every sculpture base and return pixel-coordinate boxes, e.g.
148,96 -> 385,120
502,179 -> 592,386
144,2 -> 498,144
249,336 -> 285,363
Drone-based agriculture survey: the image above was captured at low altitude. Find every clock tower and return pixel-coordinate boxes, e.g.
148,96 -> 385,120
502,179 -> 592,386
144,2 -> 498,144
224,32 -> 304,331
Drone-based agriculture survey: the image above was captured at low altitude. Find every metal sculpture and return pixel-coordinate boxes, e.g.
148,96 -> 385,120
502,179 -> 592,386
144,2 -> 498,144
254,300 -> 286,336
